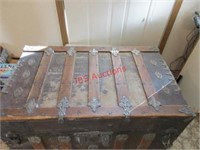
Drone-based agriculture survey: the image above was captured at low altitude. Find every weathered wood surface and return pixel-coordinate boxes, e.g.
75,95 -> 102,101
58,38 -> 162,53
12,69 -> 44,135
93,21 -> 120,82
0,46 -> 194,149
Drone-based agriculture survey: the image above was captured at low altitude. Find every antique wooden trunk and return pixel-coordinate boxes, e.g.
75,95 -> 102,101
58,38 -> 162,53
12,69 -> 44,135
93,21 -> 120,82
0,46 -> 196,149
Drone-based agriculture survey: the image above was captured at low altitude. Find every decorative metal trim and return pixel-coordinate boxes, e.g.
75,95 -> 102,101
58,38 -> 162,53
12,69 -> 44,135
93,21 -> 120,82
100,132 -> 113,147
22,70 -> 31,78
162,86 -> 170,95
13,87 -> 23,97
28,136 -> 41,144
24,98 -> 38,113
88,97 -> 101,112
58,136 -> 71,143
131,48 -> 140,55
178,106 -> 196,117
57,97 -> 70,121
28,58 -> 36,66
67,47 -> 76,56
150,59 -> 157,66
155,71 -> 163,79
45,48 -> 54,55
148,96 -> 161,111
119,96 -> 133,117
110,48 -> 119,57
116,134 -> 128,141
89,48 -> 98,56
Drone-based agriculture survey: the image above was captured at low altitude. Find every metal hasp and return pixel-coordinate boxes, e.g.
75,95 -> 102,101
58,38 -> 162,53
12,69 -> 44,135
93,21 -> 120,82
67,47 -> 76,56
119,96 -> 133,117
148,96 -> 161,111
57,97 -> 70,121
179,105 -> 196,117
89,48 -> 98,56
45,48 -> 54,56
88,97 -> 101,112
110,48 -> 119,57
25,98 -> 38,113
131,48 -> 140,55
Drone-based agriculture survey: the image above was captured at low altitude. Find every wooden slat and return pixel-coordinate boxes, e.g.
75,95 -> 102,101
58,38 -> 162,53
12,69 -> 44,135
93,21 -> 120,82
111,54 -> 130,105
23,46 -> 159,52
113,134 -> 128,149
58,136 -> 72,149
58,54 -> 75,102
1,52 -> 43,108
132,53 -> 156,99
88,52 -> 100,111
137,133 -> 156,149
159,0 -> 183,53
0,105 -> 191,121
55,0 -> 68,45
26,52 -> 52,106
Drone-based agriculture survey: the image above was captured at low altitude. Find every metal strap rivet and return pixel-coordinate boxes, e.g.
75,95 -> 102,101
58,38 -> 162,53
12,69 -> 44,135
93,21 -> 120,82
131,48 -> 140,55
67,47 -> 76,56
45,48 -> 54,55
89,48 -> 98,56
119,96 -> 133,117
110,48 -> 119,57
88,97 -> 101,112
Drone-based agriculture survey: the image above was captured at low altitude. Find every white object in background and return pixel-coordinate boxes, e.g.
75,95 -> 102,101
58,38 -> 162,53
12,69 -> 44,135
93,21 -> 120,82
179,40 -> 200,113
64,0 -> 175,46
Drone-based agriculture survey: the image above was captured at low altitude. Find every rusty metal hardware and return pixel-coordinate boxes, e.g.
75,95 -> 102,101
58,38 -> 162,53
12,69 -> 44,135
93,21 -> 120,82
179,105 -> 196,117
57,97 -> 70,121
119,96 -> 133,117
148,96 -> 161,111
110,48 -> 119,56
28,136 -> 41,144
88,97 -> 101,112
24,98 -> 38,113
67,47 -> 76,56
3,131 -> 21,146
131,48 -> 140,55
89,48 -> 98,56
45,48 -> 54,55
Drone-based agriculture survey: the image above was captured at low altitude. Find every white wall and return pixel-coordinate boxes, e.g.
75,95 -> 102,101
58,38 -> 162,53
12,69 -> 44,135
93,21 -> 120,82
179,40 -> 199,112
0,0 -> 62,57
65,0 -> 175,46
162,0 -> 200,65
